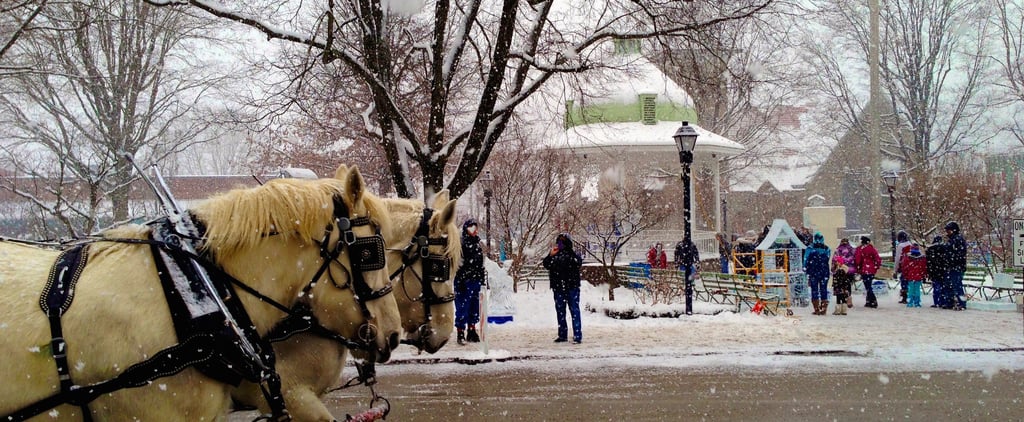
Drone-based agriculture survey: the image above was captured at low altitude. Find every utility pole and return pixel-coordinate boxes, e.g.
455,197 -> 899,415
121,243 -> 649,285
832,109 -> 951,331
869,0 -> 882,244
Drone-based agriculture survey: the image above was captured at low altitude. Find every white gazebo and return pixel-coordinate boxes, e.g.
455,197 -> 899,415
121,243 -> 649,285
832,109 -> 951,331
532,47 -> 745,261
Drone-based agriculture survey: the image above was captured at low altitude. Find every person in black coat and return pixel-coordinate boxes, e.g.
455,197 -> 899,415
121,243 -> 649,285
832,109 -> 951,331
454,218 -> 485,344
945,221 -> 968,310
542,233 -> 584,344
926,235 -> 950,308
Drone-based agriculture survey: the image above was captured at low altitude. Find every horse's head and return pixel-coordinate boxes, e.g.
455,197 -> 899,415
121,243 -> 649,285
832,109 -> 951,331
383,190 -> 460,354
193,166 -> 402,363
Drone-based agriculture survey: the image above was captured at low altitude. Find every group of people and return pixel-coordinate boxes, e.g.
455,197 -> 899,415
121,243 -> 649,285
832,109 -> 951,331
645,239 -> 701,274
800,221 -> 969,315
456,217 -> 969,347
453,217 -> 585,346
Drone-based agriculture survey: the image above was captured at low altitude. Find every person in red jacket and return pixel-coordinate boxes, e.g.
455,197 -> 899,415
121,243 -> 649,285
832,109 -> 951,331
646,243 -> 668,269
853,236 -> 882,308
899,243 -> 927,308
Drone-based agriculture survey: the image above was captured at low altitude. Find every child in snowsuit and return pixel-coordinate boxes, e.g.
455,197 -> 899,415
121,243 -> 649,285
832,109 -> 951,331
831,255 -> 854,315
900,243 -> 927,308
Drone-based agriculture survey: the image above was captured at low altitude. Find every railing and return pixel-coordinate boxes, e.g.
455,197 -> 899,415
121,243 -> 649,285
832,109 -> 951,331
613,229 -> 717,264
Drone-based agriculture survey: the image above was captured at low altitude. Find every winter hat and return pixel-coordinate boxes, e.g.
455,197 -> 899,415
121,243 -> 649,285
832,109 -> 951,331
860,236 -> 871,244
897,230 -> 909,243
556,233 -> 574,251
908,245 -> 923,258
931,235 -> 944,245
945,221 -> 960,233
813,232 -> 825,245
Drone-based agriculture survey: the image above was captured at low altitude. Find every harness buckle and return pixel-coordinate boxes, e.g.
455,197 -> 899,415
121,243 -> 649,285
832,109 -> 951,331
416,235 -> 430,258
50,337 -> 67,359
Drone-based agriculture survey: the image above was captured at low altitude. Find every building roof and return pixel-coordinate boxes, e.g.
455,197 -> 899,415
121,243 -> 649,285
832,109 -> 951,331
553,120 -> 745,156
568,54 -> 693,108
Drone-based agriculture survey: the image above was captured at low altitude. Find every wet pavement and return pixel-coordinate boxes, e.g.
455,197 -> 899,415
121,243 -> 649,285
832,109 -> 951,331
230,362 -> 1024,421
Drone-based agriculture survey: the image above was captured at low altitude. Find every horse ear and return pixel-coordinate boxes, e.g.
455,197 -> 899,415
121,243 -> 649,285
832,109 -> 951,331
432,189 -> 450,209
334,164 -> 349,180
438,198 -> 457,228
343,166 -> 366,205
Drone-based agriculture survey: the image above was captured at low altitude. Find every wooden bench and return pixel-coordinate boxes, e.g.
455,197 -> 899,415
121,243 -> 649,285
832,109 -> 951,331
699,272 -> 782,315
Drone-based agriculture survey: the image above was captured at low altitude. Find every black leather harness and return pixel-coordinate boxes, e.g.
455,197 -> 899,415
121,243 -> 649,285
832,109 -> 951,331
4,195 -> 394,422
392,208 -> 455,348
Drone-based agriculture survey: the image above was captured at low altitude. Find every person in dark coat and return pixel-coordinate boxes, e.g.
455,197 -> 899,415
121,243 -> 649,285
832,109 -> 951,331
543,233 -> 584,344
945,221 -> 968,310
733,231 -> 758,275
716,233 -> 732,273
454,218 -> 485,344
926,235 -> 950,308
802,232 -> 831,315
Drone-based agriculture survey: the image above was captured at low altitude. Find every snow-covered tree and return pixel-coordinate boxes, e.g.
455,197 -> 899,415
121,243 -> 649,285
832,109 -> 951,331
147,0 -> 773,199
802,0 -> 995,171
992,0 -> 1024,147
0,0 -> 230,236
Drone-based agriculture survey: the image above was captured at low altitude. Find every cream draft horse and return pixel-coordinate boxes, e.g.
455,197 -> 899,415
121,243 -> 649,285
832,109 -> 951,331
0,166 -> 401,420
232,168 -> 460,421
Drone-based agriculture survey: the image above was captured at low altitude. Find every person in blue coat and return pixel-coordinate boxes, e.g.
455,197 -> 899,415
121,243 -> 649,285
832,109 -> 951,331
543,233 -> 584,344
454,218 -> 485,344
803,232 -> 832,315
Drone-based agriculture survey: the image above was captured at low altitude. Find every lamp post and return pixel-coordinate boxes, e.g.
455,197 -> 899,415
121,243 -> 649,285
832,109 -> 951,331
673,121 -> 699,315
882,170 -> 899,262
479,170 -> 494,260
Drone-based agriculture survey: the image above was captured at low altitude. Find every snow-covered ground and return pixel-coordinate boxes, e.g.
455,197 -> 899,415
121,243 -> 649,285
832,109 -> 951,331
384,264 -> 1024,376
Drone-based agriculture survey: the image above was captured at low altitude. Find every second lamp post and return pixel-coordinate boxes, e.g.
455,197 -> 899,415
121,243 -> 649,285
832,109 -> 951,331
673,121 -> 699,315
480,170 -> 494,260
882,170 -> 899,262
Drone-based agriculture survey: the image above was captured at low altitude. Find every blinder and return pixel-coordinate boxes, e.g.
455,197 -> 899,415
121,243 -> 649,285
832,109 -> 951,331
349,234 -> 386,272
422,253 -> 451,284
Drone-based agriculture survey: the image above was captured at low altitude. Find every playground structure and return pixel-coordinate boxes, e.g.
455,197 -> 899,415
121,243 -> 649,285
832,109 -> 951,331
731,219 -> 809,309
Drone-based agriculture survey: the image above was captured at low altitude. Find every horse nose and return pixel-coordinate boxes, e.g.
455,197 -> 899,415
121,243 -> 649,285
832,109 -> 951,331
388,331 -> 400,350
424,338 -> 448,354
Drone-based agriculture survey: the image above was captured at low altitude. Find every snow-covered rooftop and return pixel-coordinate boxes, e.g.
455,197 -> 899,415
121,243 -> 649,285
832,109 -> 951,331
552,121 -> 745,157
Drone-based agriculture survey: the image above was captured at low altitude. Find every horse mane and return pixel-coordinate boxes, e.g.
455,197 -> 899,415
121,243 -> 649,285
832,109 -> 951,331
384,197 -> 460,261
192,178 -> 391,258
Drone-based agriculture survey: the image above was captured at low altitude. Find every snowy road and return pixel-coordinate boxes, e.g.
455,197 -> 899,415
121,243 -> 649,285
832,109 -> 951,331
230,283 -> 1024,421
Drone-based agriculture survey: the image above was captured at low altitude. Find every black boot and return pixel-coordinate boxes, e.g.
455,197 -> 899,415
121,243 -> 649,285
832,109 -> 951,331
466,326 -> 480,343
457,328 -> 465,345
898,289 -> 907,304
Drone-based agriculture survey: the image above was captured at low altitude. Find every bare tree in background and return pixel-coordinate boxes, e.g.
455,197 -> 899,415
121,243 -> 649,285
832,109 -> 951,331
992,0 -> 1024,147
558,171 -> 673,301
242,41 -> 414,193
803,0 -> 994,170
0,0 -> 47,72
147,0 -> 773,200
652,3 -> 812,174
0,0 -> 230,237
484,126 -> 582,292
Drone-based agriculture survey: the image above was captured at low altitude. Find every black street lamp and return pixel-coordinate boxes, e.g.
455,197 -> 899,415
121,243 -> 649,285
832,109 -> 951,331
882,169 -> 899,262
673,121 -> 699,315
480,170 -> 494,260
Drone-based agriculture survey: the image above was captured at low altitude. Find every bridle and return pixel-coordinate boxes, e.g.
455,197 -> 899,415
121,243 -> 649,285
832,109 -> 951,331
262,195 -> 392,349
390,208 -> 454,346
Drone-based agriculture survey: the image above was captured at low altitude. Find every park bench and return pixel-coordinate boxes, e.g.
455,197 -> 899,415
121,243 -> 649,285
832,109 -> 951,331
517,264 -> 549,290
699,272 -> 782,315
981,273 -> 1024,302
961,268 -> 987,300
